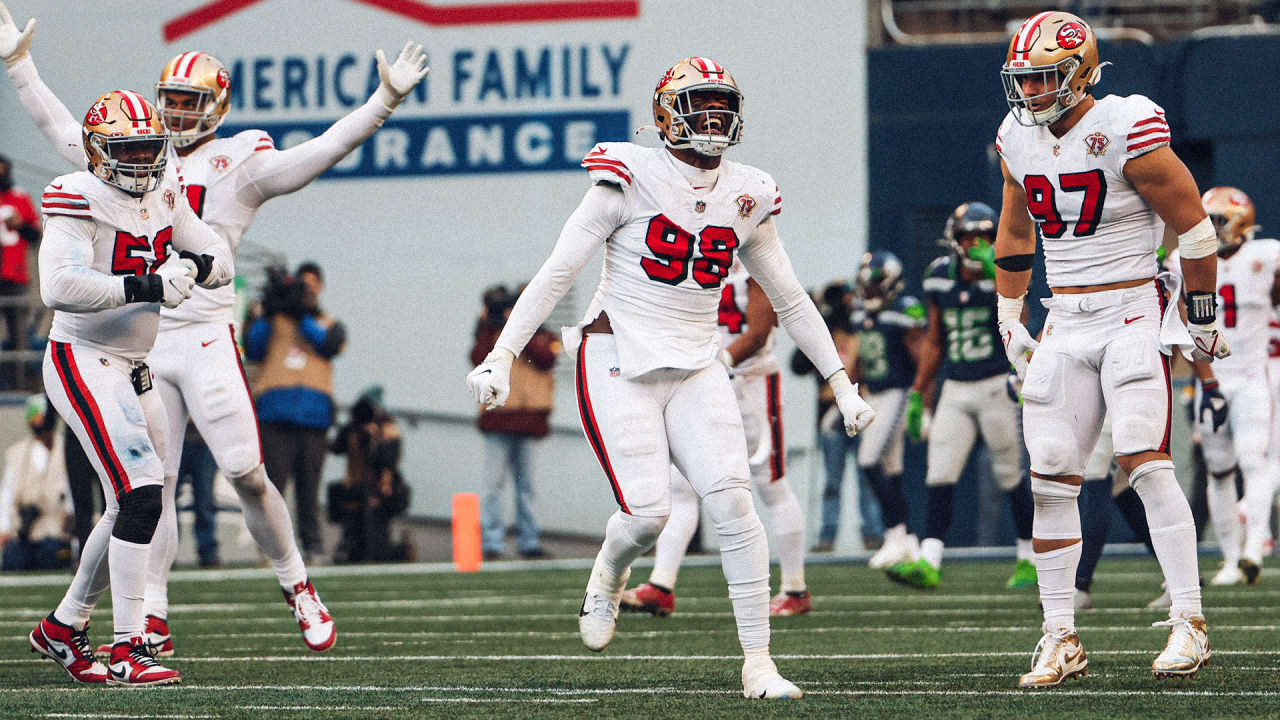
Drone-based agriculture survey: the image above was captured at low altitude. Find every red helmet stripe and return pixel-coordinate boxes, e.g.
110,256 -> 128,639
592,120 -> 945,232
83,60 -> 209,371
178,51 -> 203,79
168,52 -> 191,78
1013,11 -> 1056,59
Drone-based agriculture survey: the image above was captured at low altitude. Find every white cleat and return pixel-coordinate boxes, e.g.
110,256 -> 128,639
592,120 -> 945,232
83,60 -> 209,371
742,653 -> 803,699
578,561 -> 629,653
868,526 -> 913,569
1073,589 -> 1094,612
1210,564 -> 1245,586
1146,586 -> 1171,610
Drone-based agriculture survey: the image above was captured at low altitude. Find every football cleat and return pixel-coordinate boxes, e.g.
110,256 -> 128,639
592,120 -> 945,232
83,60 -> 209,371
1146,586 -> 1171,610
1018,626 -> 1088,689
741,653 -> 803,699
886,557 -> 939,590
1152,615 -> 1210,679
619,582 -> 675,618
1210,564 -> 1245,586
1238,558 -> 1261,585
29,615 -> 107,684
579,559 -> 629,652
1007,558 -> 1038,589
284,579 -> 336,652
107,638 -> 181,686
1074,589 -> 1094,612
96,614 -> 172,659
769,590 -> 812,617
868,528 -> 916,569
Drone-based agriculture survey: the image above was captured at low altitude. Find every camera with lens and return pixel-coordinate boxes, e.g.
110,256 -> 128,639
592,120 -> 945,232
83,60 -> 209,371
261,265 -> 310,320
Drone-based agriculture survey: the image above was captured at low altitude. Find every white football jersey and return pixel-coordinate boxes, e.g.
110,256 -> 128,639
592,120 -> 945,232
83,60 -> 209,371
716,259 -> 779,376
1169,239 -> 1280,372
41,171 -> 199,360
997,94 -> 1170,287
580,142 -> 781,378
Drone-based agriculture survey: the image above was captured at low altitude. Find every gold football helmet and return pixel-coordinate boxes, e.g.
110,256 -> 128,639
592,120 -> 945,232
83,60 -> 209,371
1001,12 -> 1104,126
1202,186 -> 1258,253
82,90 -> 168,194
157,51 -> 231,147
652,57 -> 743,156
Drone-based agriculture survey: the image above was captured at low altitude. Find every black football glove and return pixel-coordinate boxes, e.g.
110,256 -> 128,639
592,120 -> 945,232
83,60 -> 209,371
1198,378 -> 1228,432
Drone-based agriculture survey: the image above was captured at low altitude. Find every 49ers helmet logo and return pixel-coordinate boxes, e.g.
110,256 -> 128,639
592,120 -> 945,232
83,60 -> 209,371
85,100 -> 109,126
1056,21 -> 1087,50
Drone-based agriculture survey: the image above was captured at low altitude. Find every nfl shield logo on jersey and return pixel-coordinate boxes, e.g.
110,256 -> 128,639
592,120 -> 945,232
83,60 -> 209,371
1084,132 -> 1110,157
736,194 -> 757,218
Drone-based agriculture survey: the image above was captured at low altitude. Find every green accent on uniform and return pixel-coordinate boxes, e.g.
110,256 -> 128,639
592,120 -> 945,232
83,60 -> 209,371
887,557 -> 940,590
905,301 -> 926,321
1007,558 -> 1038,589
905,390 -> 925,441
968,239 -> 997,281
1156,244 -> 1169,267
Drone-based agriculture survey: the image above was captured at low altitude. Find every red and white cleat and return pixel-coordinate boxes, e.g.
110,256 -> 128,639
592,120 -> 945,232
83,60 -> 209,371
107,638 -> 181,686
769,590 -> 812,617
29,615 -> 107,684
619,582 -> 675,618
284,579 -> 336,652
96,614 -> 172,659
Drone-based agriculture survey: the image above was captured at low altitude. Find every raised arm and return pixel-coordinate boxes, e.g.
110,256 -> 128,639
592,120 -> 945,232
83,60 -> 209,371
238,42 -> 428,204
738,217 -> 875,434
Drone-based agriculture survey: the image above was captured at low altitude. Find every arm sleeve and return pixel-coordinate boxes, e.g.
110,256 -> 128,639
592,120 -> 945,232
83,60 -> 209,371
171,199 -> 234,288
237,93 -> 394,205
738,217 -> 844,379
492,182 -> 625,355
245,317 -> 271,361
6,56 -> 85,169
38,215 -> 127,312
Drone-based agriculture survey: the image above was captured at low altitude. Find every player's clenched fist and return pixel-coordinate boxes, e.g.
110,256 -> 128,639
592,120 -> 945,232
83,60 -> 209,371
467,348 -> 515,410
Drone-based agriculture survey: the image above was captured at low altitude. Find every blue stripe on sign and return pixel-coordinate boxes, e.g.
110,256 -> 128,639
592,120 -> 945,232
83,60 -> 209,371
223,109 -> 630,179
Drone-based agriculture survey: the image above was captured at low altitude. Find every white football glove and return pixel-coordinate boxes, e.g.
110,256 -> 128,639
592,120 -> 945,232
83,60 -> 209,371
374,41 -> 429,109
467,348 -> 515,410
0,2 -> 35,69
999,320 -> 1039,380
835,385 -> 876,437
155,255 -> 197,309
1188,321 -> 1231,363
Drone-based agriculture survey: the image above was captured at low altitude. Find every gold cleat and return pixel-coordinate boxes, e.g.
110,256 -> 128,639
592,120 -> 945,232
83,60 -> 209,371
1152,615 -> 1210,679
1018,627 -> 1088,689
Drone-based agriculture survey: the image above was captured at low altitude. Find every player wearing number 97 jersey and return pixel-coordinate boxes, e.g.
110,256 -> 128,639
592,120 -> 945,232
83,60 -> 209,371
994,11 -> 1223,687
467,57 -> 875,699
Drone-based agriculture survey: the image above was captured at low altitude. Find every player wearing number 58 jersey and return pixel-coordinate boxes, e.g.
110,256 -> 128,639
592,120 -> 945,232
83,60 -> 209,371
468,57 -> 875,699
29,91 -> 232,686
1169,187 -> 1280,587
993,11 -> 1228,687
0,2 -> 429,656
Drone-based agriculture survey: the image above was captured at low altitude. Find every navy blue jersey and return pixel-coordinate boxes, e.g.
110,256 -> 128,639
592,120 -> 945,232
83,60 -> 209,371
855,294 -> 925,393
923,256 -> 1007,381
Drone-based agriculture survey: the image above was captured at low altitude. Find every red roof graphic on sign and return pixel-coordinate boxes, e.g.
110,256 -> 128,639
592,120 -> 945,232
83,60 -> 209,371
164,0 -> 640,42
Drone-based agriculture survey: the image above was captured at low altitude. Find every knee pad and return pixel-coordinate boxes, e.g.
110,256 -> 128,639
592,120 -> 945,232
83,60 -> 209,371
702,486 -> 755,525
753,477 -> 792,509
614,511 -> 668,549
1027,434 -> 1080,478
230,465 -> 270,498
1126,459 -> 1175,493
112,484 -> 163,544
1031,477 -> 1082,541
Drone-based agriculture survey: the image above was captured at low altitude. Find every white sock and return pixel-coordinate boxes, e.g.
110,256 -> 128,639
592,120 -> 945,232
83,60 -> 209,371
921,537 -> 944,569
598,510 -> 667,581
704,487 -> 771,650
1240,462 -> 1280,564
1016,537 -> 1034,562
55,505 -> 117,628
231,465 -> 308,589
757,477 -> 806,593
1205,470 -> 1242,566
1130,460 -> 1201,617
142,475 -> 179,620
110,536 -> 152,642
1036,543 -> 1082,632
648,470 -> 699,590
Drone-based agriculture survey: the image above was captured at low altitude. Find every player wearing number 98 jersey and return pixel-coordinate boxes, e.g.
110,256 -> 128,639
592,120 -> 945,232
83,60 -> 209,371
467,57 -> 875,699
1,3 -> 430,655
993,11 -> 1225,687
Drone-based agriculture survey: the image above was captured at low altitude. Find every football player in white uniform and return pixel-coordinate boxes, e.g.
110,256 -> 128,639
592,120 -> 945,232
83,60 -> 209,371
28,91 -> 232,686
619,258 -> 813,619
467,57 -> 874,699
1170,187 -> 1280,585
0,3 -> 428,655
994,12 -> 1228,686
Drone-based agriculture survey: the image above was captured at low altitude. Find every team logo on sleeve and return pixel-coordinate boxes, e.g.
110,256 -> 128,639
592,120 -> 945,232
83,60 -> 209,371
1056,22 -> 1087,50
1083,131 -> 1110,157
736,194 -> 757,219
163,189 -> 176,209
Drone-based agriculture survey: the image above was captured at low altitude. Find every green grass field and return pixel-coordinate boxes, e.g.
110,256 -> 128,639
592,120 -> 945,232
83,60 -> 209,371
1,556 -> 1277,719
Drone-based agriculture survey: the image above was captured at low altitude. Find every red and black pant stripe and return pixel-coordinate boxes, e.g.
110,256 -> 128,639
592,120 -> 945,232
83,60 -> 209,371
1155,284 -> 1172,455
575,336 -> 629,513
765,372 -> 785,481
50,342 -> 131,497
